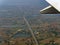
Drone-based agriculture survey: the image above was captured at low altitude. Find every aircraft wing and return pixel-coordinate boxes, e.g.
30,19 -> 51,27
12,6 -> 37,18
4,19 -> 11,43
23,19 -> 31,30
40,0 -> 60,14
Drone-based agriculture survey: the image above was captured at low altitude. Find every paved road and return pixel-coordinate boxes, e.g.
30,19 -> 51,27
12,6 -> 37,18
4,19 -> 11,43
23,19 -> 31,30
23,16 -> 39,45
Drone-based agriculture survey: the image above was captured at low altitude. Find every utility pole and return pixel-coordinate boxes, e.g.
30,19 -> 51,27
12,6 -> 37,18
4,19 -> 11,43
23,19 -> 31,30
23,16 -> 39,45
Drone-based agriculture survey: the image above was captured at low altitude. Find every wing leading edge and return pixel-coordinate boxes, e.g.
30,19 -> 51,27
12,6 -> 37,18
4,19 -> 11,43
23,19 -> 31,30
40,0 -> 60,14
40,5 -> 60,14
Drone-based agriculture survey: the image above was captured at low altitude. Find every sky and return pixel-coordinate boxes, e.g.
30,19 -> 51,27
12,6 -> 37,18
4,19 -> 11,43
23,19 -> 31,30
0,0 -> 48,17
0,0 -> 49,9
